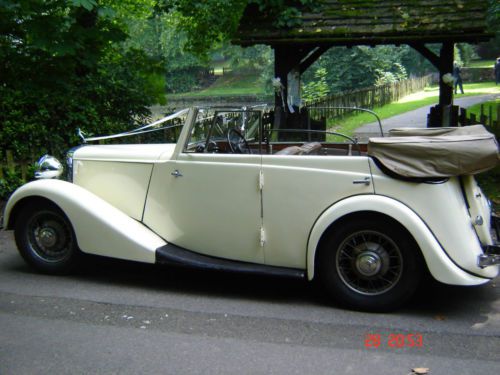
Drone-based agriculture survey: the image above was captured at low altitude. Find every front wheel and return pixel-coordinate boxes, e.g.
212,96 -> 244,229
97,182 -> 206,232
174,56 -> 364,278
318,218 -> 422,311
14,202 -> 80,274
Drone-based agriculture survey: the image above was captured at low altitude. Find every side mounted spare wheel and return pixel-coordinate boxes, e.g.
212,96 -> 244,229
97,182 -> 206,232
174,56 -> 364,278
14,201 -> 80,274
318,217 -> 422,312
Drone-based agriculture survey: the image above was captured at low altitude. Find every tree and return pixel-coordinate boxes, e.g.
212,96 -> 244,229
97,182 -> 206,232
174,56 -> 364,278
302,68 -> 329,102
302,46 -> 411,93
477,0 -> 500,58
0,0 -> 166,162
163,0 -> 316,56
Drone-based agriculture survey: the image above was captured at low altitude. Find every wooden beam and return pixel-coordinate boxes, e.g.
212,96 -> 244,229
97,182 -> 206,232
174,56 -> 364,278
299,46 -> 331,74
409,43 -> 440,70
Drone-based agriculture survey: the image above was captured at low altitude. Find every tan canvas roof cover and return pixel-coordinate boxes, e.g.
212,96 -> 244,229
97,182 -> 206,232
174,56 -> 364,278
368,125 -> 499,178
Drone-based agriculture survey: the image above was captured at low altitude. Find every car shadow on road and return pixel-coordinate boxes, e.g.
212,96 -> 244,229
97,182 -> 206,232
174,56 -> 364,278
76,254 -> 323,304
77,254 -> 500,314
7,250 -> 498,317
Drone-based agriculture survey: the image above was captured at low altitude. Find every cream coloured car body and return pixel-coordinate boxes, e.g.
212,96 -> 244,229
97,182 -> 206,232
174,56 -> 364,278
3,179 -> 166,263
3,108 -> 498,286
73,144 -> 176,220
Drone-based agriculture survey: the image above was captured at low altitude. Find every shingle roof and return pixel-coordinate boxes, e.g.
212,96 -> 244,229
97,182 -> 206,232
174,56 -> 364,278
235,0 -> 491,46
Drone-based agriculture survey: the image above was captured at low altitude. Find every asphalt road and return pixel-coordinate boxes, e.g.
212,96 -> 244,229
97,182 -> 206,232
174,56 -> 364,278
0,229 -> 499,375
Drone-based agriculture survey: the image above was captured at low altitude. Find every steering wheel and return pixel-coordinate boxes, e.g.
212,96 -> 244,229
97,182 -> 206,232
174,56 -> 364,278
227,128 -> 251,154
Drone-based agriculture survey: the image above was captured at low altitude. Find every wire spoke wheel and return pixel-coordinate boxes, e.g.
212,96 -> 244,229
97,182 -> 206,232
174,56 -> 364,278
318,216 -> 422,311
27,210 -> 73,263
15,202 -> 79,274
336,230 -> 403,296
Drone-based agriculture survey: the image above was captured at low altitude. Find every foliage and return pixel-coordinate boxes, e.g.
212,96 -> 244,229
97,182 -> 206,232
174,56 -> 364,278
303,46 -> 410,93
375,63 -> 407,86
302,68 -> 329,102
125,12 -> 209,93
0,0 -> 166,161
476,165 -> 500,208
164,0 -> 317,56
477,0 -> 500,59
0,170 -> 24,200
456,44 -> 479,66
162,0 -> 247,55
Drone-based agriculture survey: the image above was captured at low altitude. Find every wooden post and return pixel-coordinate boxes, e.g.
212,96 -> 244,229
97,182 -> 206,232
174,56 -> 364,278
21,163 -> 27,180
6,150 -> 15,173
411,42 -> 453,127
480,104 -> 487,125
459,107 -> 467,126
436,42 -> 455,127
496,104 -> 500,130
439,42 -> 454,109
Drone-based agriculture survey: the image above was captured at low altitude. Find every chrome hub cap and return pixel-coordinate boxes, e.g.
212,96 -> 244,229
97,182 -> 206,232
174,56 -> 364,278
336,230 -> 403,296
356,251 -> 382,277
37,227 -> 58,248
27,212 -> 72,262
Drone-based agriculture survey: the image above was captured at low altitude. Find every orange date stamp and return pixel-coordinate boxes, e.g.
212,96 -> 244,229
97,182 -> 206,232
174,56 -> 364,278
364,333 -> 424,348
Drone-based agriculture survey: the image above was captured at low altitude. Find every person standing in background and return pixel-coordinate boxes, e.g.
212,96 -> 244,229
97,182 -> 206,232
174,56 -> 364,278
495,57 -> 500,85
453,61 -> 464,94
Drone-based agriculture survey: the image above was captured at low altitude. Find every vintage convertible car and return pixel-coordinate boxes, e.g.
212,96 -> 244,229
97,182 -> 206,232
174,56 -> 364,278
2,106 -> 500,311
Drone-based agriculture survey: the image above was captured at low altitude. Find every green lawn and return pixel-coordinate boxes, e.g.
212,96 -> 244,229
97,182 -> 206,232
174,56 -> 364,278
466,60 -> 495,69
329,82 -> 500,136
466,98 -> 500,122
168,72 -> 269,98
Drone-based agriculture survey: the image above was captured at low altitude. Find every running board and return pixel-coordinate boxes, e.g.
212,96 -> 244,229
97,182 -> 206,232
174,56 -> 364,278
156,244 -> 305,279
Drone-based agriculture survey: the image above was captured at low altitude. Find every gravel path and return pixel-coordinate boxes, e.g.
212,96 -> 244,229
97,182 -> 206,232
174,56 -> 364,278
354,93 -> 500,142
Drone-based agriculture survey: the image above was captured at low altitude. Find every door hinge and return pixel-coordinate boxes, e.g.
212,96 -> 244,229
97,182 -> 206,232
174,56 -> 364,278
260,226 -> 266,247
259,170 -> 264,191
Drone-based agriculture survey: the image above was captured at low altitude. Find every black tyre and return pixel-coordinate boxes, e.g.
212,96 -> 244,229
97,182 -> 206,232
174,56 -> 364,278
14,202 -> 80,274
318,217 -> 422,312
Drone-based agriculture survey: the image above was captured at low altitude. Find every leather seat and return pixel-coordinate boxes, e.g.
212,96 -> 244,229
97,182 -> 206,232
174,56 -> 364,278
275,146 -> 303,155
274,142 -> 322,155
300,142 -> 322,154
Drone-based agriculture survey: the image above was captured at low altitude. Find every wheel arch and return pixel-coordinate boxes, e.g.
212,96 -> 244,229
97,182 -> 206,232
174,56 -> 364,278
4,179 -> 166,264
306,194 -> 490,285
4,195 -> 61,230
314,211 -> 422,265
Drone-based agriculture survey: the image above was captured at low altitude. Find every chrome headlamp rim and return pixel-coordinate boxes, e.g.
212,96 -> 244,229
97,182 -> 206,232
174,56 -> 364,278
34,154 -> 64,180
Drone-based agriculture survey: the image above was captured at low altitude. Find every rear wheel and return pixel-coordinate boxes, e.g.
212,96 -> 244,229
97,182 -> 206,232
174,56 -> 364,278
14,202 -> 79,274
318,218 -> 422,311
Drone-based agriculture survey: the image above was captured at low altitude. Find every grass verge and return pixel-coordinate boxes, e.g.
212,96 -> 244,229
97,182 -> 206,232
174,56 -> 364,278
466,98 -> 500,122
168,72 -> 268,98
329,82 -> 500,136
466,60 -> 495,69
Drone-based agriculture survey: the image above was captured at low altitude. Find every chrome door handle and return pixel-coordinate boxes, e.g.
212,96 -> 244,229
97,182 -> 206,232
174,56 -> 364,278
353,177 -> 371,186
171,170 -> 183,178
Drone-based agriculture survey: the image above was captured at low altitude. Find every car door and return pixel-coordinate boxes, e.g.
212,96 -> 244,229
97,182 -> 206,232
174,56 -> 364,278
167,153 -> 263,263
145,109 -> 265,264
261,155 -> 374,269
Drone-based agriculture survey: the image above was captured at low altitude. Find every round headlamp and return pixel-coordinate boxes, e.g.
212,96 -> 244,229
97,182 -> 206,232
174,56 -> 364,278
34,154 -> 64,179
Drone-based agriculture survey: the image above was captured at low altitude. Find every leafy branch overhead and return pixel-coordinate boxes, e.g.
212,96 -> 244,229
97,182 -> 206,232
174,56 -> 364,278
0,0 -> 166,165
164,0 -> 317,55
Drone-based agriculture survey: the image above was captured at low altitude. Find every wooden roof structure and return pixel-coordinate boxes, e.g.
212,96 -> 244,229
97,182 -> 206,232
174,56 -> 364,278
236,0 -> 491,46
234,0 -> 493,127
